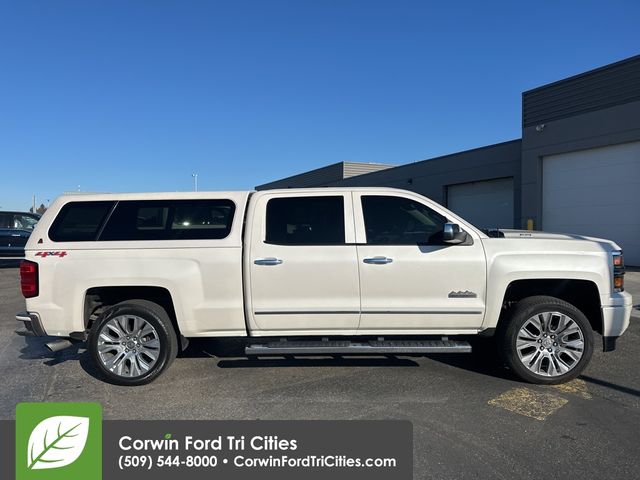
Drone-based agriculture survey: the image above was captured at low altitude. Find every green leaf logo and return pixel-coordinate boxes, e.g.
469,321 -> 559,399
27,416 -> 90,470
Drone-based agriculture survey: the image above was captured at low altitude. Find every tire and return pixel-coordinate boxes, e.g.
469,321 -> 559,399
499,296 -> 594,385
88,299 -> 178,386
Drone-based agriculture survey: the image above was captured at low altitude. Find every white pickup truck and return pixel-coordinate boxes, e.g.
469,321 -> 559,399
16,188 -> 632,386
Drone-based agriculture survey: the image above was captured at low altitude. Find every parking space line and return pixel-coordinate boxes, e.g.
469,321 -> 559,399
488,387 -> 568,421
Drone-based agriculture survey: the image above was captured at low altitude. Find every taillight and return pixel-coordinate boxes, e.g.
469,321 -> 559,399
20,260 -> 39,298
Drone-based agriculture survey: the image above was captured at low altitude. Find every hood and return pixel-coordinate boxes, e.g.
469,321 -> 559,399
496,229 -> 621,251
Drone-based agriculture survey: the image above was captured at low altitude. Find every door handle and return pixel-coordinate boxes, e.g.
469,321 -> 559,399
254,257 -> 283,266
363,256 -> 393,265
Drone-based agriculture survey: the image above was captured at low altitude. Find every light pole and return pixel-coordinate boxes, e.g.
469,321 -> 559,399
192,173 -> 198,192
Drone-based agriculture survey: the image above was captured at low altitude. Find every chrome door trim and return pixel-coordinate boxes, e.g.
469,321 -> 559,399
255,310 -> 360,315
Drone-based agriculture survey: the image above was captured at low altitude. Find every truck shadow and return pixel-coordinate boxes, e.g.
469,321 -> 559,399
19,336 -> 513,382
18,335 -> 80,364
217,356 -> 420,368
18,337 -> 640,396
183,338 -> 419,368
579,375 -> 640,398
18,336 -> 103,379
186,338 -> 513,379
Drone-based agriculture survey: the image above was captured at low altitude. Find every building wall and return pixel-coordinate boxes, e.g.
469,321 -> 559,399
256,162 -> 393,190
256,162 -> 345,190
342,162 -> 393,179
522,55 -> 640,128
520,55 -> 640,229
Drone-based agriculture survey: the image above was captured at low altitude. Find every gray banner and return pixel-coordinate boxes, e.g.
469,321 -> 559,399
1,420 -> 412,480
1,420 -> 15,479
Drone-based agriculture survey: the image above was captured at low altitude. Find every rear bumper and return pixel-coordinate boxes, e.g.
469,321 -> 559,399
0,253 -> 24,265
601,291 -> 633,351
15,311 -> 47,336
0,247 -> 26,260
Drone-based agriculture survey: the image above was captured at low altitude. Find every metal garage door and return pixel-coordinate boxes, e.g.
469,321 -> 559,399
543,141 -> 640,265
447,178 -> 514,229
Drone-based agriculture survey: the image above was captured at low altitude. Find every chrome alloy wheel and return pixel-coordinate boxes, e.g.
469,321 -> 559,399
516,311 -> 585,377
97,314 -> 161,378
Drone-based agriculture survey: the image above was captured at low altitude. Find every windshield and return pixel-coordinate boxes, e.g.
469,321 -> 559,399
15,214 -> 39,230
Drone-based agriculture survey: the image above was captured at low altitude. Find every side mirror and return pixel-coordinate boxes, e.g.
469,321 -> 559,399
443,223 -> 468,245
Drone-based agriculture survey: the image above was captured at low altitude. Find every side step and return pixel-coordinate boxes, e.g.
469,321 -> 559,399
245,339 -> 471,356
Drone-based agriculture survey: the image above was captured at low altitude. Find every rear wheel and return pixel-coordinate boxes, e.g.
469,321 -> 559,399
499,296 -> 593,384
89,299 -> 178,386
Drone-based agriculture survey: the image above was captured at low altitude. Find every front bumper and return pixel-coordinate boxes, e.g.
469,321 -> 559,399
601,291 -> 633,352
15,311 -> 47,337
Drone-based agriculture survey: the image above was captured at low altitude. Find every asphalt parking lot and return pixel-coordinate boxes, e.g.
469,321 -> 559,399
1,267 -> 639,479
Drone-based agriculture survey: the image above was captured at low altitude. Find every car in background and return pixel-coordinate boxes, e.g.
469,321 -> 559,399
0,211 -> 40,266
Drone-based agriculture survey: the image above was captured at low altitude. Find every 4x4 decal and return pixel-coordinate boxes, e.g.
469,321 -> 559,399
35,251 -> 67,258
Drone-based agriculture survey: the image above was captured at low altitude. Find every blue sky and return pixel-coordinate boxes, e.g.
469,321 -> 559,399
1,1 -> 638,210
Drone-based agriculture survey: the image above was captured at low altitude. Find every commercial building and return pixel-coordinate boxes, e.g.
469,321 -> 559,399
256,55 -> 640,265
257,161 -> 394,189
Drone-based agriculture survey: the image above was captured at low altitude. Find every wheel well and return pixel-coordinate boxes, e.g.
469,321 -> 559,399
499,279 -> 602,334
84,286 -> 180,336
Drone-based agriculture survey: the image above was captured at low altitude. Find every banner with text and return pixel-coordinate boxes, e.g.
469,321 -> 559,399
1,408 -> 412,480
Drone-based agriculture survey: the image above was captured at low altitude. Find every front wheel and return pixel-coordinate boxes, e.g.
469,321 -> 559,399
499,296 -> 594,384
88,299 -> 178,386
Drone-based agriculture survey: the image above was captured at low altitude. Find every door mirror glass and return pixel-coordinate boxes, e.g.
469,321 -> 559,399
443,223 -> 468,244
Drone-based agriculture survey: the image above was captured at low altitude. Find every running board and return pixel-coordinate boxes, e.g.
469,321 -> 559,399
245,339 -> 471,356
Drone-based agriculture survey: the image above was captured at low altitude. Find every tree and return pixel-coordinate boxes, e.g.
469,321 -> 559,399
31,204 -> 47,215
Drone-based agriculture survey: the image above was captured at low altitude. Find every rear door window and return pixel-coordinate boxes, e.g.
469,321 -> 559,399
265,196 -> 345,245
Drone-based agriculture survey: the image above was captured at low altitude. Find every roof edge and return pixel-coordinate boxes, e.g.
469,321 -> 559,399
522,54 -> 640,96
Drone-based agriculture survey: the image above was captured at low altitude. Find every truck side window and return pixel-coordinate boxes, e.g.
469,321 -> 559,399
99,200 -> 235,241
361,195 -> 447,245
0,214 -> 12,229
49,201 -> 115,242
265,196 -> 345,245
